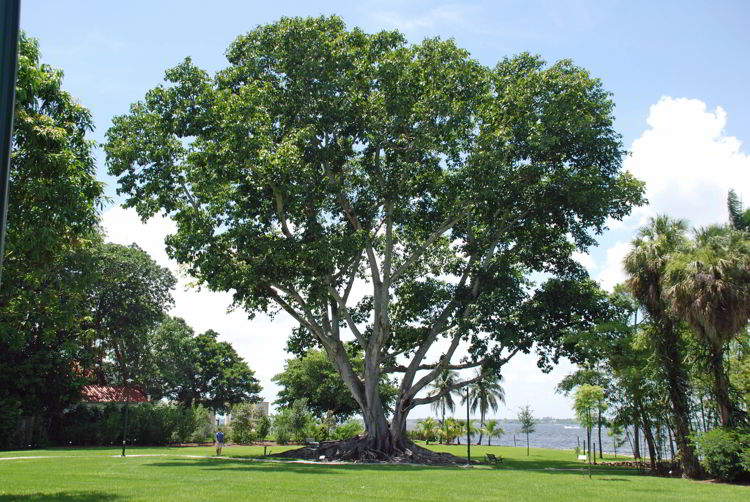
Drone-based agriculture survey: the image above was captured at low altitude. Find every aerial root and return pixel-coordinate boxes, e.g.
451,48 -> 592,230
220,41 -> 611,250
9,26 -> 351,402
269,436 -> 470,465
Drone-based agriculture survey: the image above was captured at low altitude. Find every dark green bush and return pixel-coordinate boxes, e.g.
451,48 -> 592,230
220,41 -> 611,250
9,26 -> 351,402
694,428 -> 750,482
54,403 -> 210,446
0,398 -> 23,449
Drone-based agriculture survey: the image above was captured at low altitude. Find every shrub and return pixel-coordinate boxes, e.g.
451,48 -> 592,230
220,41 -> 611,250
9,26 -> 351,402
0,398 -> 22,449
256,414 -> 271,441
189,406 -> 214,443
741,445 -> 750,473
272,399 -> 313,443
331,420 -> 363,440
693,428 -> 750,481
229,403 -> 270,443
305,422 -> 329,442
54,403 -> 214,446
171,406 -> 200,443
272,412 -> 292,444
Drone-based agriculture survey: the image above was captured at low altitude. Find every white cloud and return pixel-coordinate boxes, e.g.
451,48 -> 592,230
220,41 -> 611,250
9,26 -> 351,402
624,97 -> 750,228
101,208 -> 175,270
596,241 -> 631,292
371,3 -> 478,38
572,250 -> 596,272
595,97 -> 750,292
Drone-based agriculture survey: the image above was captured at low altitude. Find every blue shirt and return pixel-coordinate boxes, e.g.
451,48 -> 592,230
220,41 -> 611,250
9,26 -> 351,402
216,432 -> 224,442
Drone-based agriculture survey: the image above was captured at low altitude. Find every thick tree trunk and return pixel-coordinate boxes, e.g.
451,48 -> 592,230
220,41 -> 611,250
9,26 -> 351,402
642,423 -> 658,471
638,401 -> 658,471
274,395 -> 465,463
655,321 -> 702,478
597,409 -> 603,459
710,345 -> 733,428
633,425 -> 641,459
478,411 -> 484,445
667,422 -> 675,460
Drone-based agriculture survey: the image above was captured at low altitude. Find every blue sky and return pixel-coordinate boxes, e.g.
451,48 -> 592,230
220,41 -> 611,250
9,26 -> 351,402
20,0 -> 750,418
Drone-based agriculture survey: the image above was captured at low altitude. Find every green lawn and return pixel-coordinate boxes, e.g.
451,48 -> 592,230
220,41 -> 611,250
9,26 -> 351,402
0,444 -> 746,501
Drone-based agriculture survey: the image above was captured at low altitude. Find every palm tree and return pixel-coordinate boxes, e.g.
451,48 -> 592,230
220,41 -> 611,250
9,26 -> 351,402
455,419 -> 480,445
462,370 -> 505,444
623,215 -> 702,478
417,417 -> 439,444
482,419 -> 504,446
665,224 -> 750,427
428,370 -> 459,444
727,189 -> 750,231
437,417 -> 462,444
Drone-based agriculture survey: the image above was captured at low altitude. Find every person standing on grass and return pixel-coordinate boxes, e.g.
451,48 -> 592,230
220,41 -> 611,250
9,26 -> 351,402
215,429 -> 225,456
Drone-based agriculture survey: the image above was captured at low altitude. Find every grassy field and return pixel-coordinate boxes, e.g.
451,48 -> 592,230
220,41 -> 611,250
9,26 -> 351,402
0,444 -> 746,501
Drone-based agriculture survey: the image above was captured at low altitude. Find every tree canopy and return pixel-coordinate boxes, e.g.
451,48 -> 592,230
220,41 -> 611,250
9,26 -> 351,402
104,16 -> 644,458
0,34 -> 104,447
273,348 -> 397,420
85,242 -> 176,386
151,317 -> 262,413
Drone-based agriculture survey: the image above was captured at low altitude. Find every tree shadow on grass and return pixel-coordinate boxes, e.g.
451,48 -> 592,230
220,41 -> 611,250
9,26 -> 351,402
0,492 -> 123,501
146,458 -> 443,474
144,456 -> 639,480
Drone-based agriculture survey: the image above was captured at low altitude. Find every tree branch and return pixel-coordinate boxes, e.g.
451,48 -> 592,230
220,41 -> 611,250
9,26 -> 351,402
328,285 -> 367,349
409,372 -> 484,410
271,184 -> 294,239
390,209 -> 470,283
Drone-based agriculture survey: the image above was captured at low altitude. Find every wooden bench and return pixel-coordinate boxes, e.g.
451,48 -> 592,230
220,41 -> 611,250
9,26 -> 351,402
486,453 -> 503,464
304,438 -> 320,449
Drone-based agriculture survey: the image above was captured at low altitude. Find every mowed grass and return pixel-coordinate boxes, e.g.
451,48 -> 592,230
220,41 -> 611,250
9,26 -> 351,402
0,444 -> 747,501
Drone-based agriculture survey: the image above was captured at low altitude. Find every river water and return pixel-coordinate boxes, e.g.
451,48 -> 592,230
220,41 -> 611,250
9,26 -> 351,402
409,421 -> 633,455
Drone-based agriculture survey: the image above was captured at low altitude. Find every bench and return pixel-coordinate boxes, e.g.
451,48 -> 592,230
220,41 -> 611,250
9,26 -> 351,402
486,453 -> 503,464
304,438 -> 320,449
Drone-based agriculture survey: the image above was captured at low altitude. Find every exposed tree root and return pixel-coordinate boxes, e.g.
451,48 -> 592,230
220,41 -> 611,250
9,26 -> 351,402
269,436 -> 472,464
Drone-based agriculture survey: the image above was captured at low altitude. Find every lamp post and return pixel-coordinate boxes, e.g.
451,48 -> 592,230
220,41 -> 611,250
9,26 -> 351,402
466,385 -> 471,466
121,377 -> 133,457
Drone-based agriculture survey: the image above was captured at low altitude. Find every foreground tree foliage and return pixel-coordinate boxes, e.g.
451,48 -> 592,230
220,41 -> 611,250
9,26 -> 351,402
0,34 -> 104,447
105,16 -> 643,460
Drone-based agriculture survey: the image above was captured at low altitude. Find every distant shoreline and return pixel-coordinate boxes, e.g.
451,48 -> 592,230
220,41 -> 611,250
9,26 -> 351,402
406,418 -> 580,427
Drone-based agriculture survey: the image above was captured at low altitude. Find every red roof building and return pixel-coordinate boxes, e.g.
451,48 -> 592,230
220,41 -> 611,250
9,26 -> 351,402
80,385 -> 149,404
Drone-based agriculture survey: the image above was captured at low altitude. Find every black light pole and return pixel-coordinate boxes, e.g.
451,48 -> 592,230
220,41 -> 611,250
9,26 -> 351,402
121,377 -> 133,457
466,385 -> 471,466
0,0 -> 21,288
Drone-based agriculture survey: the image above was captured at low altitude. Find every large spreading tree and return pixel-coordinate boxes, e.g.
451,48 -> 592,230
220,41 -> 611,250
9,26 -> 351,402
104,16 -> 643,460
